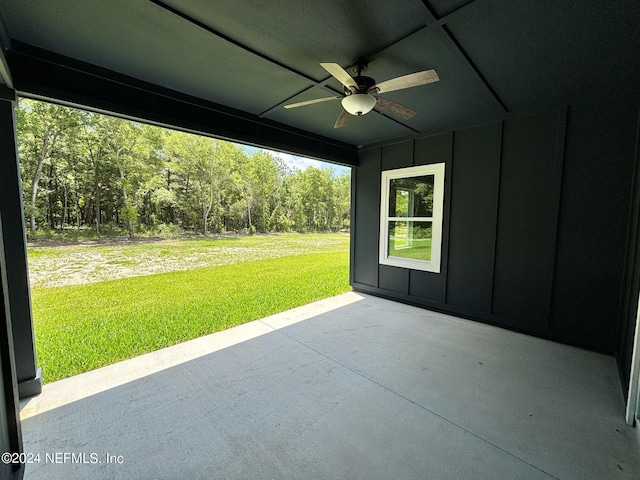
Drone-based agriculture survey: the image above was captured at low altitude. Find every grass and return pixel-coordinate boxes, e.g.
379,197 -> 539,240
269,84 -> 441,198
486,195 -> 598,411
389,238 -> 432,261
30,234 -> 350,383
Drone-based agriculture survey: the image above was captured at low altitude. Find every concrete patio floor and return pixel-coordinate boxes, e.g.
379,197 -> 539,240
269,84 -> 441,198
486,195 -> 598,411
19,292 -> 640,479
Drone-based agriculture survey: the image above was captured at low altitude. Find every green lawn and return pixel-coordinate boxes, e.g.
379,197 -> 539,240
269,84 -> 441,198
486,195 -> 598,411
388,238 -> 432,261
30,234 -> 350,383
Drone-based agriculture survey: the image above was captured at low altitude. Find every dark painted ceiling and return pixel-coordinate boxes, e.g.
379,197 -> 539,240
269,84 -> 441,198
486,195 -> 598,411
0,0 -> 639,153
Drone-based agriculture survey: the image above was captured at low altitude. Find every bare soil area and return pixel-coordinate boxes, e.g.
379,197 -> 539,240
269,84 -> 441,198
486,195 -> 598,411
27,234 -> 349,288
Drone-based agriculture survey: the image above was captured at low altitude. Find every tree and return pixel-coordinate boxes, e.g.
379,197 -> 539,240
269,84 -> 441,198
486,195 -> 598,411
105,118 -> 163,237
297,167 -> 334,232
166,132 -> 233,235
333,170 -> 352,231
248,151 -> 280,233
17,100 -> 81,231
16,99 -> 352,237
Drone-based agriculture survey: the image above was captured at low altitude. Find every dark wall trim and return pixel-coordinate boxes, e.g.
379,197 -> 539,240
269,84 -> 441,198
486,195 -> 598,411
352,93 -> 640,361
547,106 -> 569,330
7,43 -> 358,167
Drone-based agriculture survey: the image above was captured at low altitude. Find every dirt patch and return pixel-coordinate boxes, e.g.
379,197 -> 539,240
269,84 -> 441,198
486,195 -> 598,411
27,234 -> 349,288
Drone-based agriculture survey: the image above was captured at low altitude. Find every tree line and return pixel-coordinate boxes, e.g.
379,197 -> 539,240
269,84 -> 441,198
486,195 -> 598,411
16,99 -> 351,238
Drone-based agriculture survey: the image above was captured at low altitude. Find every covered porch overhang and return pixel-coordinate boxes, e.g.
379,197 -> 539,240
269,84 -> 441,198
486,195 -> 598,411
1,1 -> 640,478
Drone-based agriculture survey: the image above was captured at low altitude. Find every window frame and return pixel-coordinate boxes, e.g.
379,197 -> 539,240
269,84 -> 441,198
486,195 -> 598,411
379,163 -> 446,273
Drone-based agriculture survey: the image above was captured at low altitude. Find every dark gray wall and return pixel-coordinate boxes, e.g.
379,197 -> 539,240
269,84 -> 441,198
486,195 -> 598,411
0,99 -> 41,399
352,94 -> 640,384
0,219 -> 24,480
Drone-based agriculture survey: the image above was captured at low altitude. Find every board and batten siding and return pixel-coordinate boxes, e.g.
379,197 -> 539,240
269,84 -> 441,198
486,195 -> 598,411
351,93 -> 640,396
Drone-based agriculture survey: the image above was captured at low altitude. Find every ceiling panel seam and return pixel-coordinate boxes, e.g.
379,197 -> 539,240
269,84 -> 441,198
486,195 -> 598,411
372,110 -> 420,135
439,24 -> 508,112
417,0 -> 507,113
355,24 -> 429,65
258,86 -> 314,118
418,0 -> 438,24
257,85 -> 337,118
434,0 -> 480,25
148,0 -> 319,84
258,24 -> 431,118
150,0 -> 438,123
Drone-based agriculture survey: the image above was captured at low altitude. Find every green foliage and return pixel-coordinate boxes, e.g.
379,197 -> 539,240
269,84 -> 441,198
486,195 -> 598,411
412,225 -> 432,239
32,250 -> 350,383
119,205 -> 138,223
18,99 -> 351,238
388,221 -> 433,261
26,225 -> 128,242
153,222 -> 181,237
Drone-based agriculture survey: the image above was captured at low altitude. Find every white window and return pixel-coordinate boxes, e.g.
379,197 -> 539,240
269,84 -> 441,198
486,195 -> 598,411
379,163 -> 445,273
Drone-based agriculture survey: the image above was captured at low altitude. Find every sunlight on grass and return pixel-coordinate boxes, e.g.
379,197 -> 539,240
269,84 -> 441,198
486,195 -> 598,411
32,251 -> 350,383
388,239 -> 432,261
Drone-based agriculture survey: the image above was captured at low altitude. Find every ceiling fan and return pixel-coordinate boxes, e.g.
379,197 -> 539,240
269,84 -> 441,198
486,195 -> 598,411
284,63 -> 439,128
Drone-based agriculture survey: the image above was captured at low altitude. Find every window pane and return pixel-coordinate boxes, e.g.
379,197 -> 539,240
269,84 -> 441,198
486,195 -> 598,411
389,175 -> 434,217
388,220 -> 432,261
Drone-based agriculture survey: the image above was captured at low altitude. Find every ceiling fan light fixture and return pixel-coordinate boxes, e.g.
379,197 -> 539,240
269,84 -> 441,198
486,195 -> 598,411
341,93 -> 377,116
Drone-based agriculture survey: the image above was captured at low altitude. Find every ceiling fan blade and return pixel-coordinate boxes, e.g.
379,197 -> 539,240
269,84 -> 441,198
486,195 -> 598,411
375,97 -> 416,119
320,62 -> 358,91
284,96 -> 342,109
372,69 -> 439,94
334,109 -> 350,129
